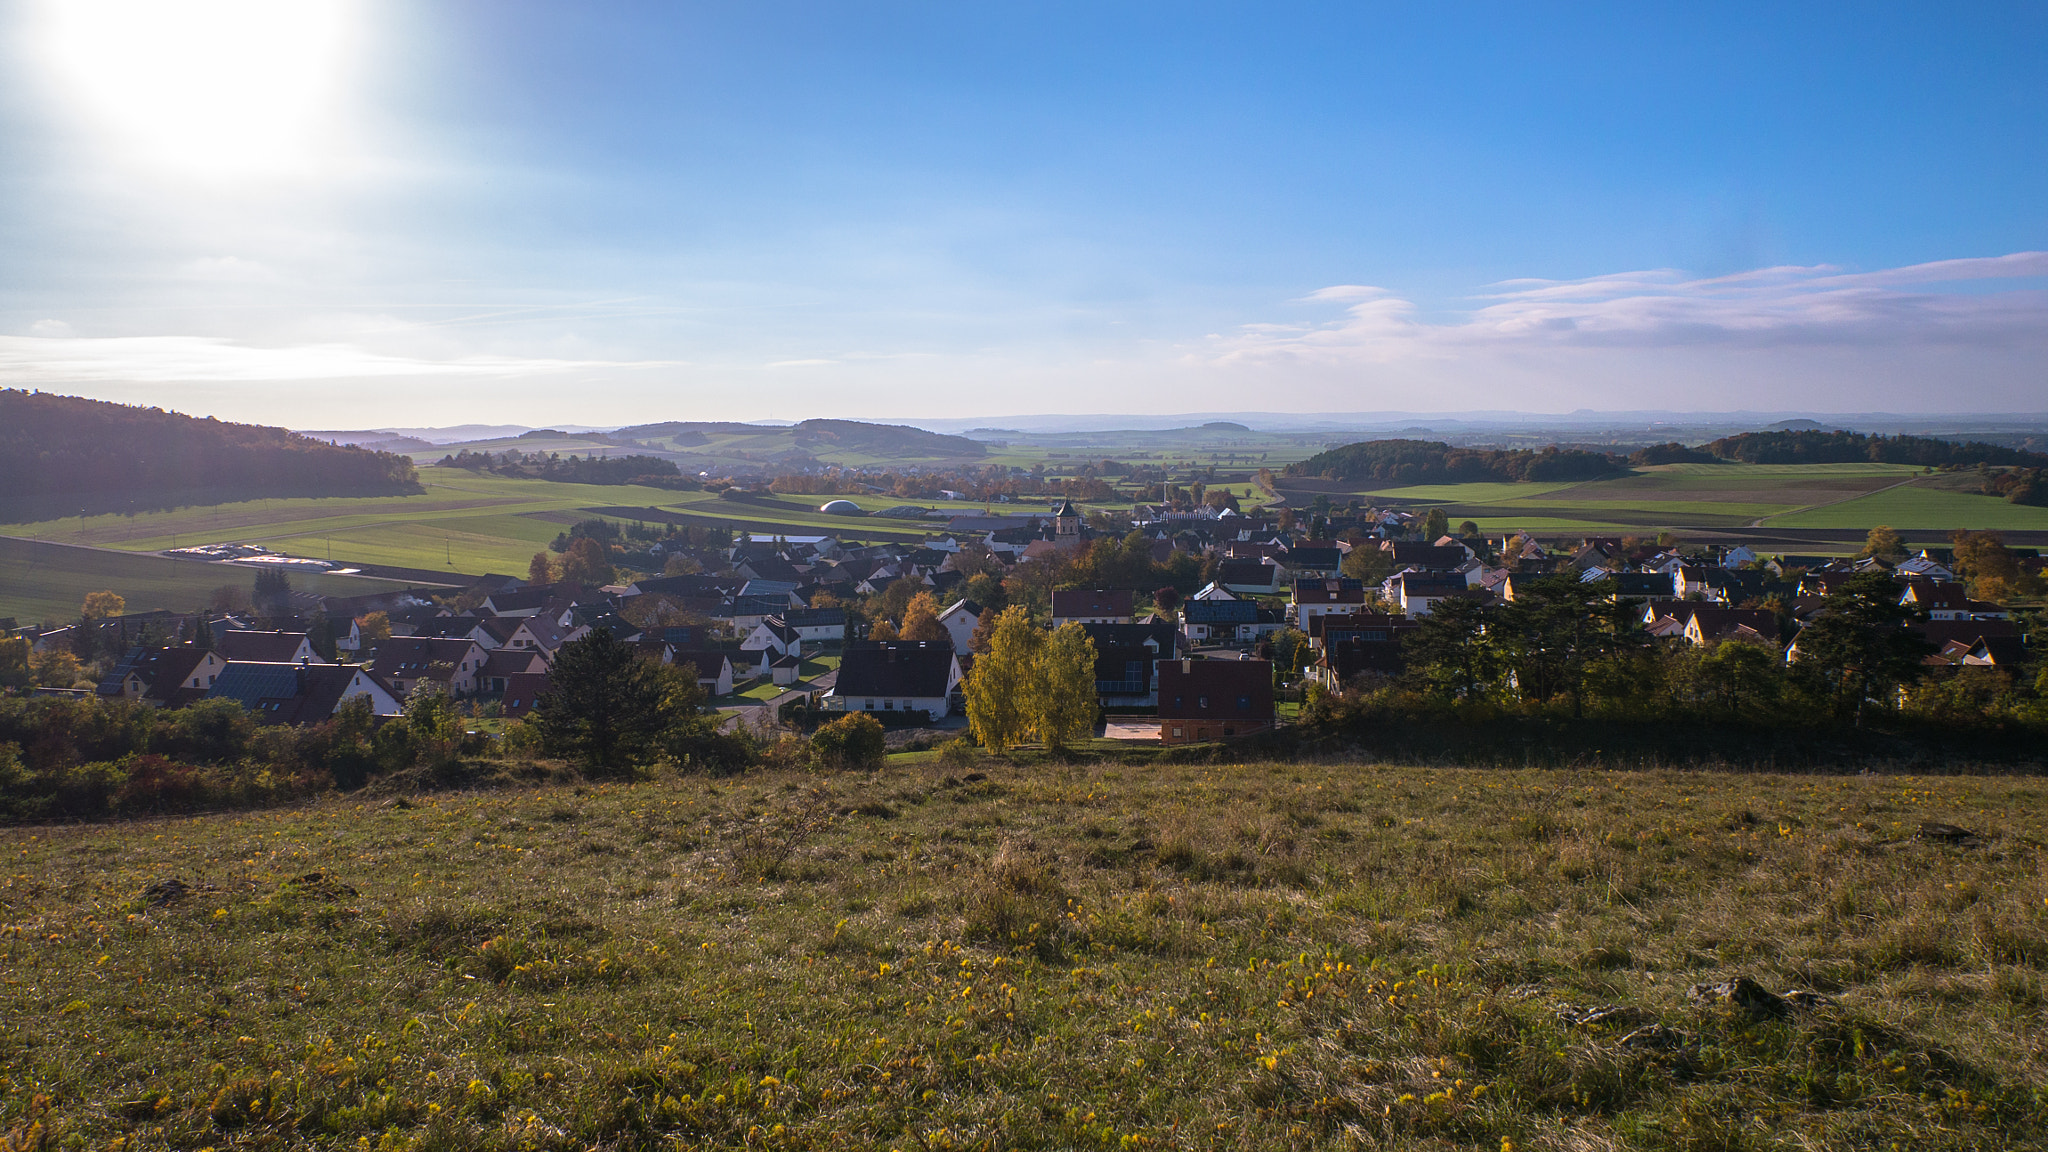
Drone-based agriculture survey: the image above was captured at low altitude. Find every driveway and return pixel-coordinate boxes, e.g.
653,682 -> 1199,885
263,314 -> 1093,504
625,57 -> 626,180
718,668 -> 837,733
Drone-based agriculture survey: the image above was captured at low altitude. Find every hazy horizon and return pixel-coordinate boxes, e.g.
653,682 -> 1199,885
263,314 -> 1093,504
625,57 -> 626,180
3,3 -> 2044,426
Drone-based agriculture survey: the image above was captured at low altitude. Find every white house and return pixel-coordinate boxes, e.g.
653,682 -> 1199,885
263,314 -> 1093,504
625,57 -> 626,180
937,599 -> 983,652
825,641 -> 962,719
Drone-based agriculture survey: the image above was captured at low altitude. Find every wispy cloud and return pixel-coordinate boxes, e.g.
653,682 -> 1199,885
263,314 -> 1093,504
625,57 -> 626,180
0,335 -> 685,383
1205,252 -> 2048,367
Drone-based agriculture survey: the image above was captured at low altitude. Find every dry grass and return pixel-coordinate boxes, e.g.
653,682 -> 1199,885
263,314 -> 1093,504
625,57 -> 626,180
3,760 -> 2046,1150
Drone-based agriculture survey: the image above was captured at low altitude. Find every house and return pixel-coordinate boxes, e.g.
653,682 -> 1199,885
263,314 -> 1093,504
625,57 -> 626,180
1050,588 -> 1134,626
204,661 -> 402,723
215,630 -> 325,665
96,645 -> 229,706
500,672 -> 551,719
1579,571 -> 1677,601
368,637 -> 488,697
741,617 -> 805,659
477,648 -> 549,695
1181,599 -> 1259,644
1157,658 -> 1275,743
1291,578 -> 1368,625
1896,553 -> 1956,582
1080,620 -> 1183,707
1281,547 -> 1344,581
1309,636 -> 1410,689
670,650 -> 737,697
1189,582 -> 1238,600
1381,542 -> 1470,571
721,594 -> 792,633
783,606 -> 849,644
1677,608 -> 1781,648
1899,580 -> 2009,621
1307,613 -> 1415,651
826,641 -> 963,719
408,616 -> 500,647
769,652 -> 805,687
501,615 -> 576,655
1215,559 -> 1284,597
1388,573 -> 1481,617
937,600 -> 983,652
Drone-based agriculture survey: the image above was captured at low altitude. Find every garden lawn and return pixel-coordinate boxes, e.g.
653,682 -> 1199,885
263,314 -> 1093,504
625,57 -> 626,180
3,760 -> 2045,1149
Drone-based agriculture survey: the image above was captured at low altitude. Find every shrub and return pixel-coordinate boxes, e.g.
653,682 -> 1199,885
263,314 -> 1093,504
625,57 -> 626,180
810,713 -> 886,770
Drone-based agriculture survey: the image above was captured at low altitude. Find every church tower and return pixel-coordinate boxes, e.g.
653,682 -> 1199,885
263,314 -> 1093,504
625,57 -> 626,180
1052,497 -> 1082,550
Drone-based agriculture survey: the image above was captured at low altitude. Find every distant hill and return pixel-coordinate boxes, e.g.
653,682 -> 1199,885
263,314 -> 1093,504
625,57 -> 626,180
614,418 -> 985,460
0,390 -> 421,520
1704,429 -> 2048,468
1286,439 -> 1623,485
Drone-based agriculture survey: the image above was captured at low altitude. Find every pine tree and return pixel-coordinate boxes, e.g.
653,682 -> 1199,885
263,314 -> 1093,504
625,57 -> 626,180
536,628 -> 692,774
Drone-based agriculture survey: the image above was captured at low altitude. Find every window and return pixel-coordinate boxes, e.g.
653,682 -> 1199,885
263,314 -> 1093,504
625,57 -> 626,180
1198,695 -> 1209,709
1238,695 -> 1251,711
884,700 -> 895,710
866,699 -> 876,710
1172,726 -> 1184,737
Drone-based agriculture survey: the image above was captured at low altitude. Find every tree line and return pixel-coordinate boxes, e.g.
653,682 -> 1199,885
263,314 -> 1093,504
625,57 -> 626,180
0,390 -> 419,516
1287,440 -> 1624,485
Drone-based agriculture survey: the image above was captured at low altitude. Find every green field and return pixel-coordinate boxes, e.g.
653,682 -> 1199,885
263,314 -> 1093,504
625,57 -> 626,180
5,759 -> 2045,1149
0,537 -> 422,626
1276,463 -> 2047,540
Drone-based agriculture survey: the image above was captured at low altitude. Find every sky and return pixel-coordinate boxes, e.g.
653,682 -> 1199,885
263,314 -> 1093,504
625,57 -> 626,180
0,1 -> 2044,428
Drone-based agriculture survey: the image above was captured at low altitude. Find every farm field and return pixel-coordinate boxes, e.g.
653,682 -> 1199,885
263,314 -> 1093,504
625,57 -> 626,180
0,537 -> 421,626
4,760 -> 2044,1150
1764,484 -> 2048,531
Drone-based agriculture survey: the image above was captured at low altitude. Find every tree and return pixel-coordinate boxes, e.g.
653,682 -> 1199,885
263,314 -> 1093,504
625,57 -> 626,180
1421,507 -> 1450,541
358,611 -> 392,646
1269,627 -> 1310,682
1402,595 -> 1494,701
252,568 -> 292,618
1859,525 -> 1908,563
80,591 -> 125,621
32,649 -> 84,689
1341,543 -> 1393,587
1790,571 -> 1933,725
963,607 -> 1041,752
1693,639 -> 1780,720
1153,585 -> 1183,614
529,552 -> 558,585
1950,529 -> 2022,601
810,712 -> 886,770
0,635 -> 30,689
899,592 -> 948,644
559,537 -> 615,585
1457,520 -> 1480,539
662,552 -> 703,577
1031,623 -> 1098,750
535,629 -> 692,774
1492,575 -> 1643,717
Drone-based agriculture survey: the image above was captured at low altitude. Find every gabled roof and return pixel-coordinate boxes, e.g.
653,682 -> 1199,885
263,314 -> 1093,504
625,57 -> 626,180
669,650 -> 734,682
1051,588 -> 1133,617
204,661 -> 381,724
216,630 -> 317,663
1183,599 -> 1259,624
834,641 -> 957,699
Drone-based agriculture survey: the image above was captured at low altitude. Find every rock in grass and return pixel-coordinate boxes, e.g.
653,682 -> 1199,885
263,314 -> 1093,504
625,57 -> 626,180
1917,822 -> 1982,845
1687,976 -> 1789,1020
1617,1024 -> 1691,1051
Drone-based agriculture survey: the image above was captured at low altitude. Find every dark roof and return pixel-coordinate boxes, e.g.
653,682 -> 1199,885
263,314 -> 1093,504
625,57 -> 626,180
631,574 -> 746,598
1079,620 -> 1181,653
1051,588 -> 1134,617
669,650 -> 734,681
724,595 -> 789,618
1385,543 -> 1467,569
215,631 -> 314,663
1216,559 -> 1280,585
1285,547 -> 1343,569
204,661 -> 372,724
1306,612 -> 1411,639
785,607 -> 847,627
835,642 -> 956,699
1325,637 -> 1408,680
370,636 -> 482,678
500,672 -> 551,717
1183,600 -> 1259,624
1158,658 -> 1274,720
480,649 -> 548,679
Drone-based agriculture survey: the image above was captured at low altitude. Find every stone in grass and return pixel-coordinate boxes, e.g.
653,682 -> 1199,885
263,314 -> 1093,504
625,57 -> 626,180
1555,1003 -> 1651,1028
1687,976 -> 1832,1020
1916,822 -> 1983,846
1617,1024 -> 1691,1051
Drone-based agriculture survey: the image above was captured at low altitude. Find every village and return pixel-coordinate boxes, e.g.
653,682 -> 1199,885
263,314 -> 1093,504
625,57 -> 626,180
16,481 -> 2034,749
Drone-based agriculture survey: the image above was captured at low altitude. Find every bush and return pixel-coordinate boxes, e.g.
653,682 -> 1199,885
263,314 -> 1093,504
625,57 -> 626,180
810,713 -> 886,770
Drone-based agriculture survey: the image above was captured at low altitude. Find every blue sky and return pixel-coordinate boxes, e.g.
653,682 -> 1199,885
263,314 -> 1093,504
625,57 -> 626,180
1,1 -> 2044,426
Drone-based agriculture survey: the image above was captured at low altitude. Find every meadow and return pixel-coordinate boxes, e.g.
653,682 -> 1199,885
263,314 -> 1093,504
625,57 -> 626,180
0,538 -> 421,628
4,758 -> 2044,1150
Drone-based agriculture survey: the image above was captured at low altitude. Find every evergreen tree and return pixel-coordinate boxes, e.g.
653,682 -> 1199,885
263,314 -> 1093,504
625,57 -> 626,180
1791,572 -> 1934,725
536,629 -> 697,774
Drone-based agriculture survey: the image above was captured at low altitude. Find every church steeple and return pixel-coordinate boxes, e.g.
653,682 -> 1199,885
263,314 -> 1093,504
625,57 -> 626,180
1053,497 -> 1080,541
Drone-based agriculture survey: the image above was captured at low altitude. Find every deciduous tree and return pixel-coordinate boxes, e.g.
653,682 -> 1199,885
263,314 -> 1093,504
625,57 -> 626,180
1031,623 -> 1098,750
963,607 -> 1040,752
899,592 -> 947,644
80,591 -> 125,621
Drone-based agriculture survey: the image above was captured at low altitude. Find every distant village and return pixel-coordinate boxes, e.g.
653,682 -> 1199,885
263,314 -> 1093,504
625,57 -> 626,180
16,490 -> 2036,746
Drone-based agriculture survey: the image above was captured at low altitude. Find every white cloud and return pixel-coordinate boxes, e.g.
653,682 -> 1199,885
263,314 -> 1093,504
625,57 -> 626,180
1202,252 -> 2048,369
27,319 -> 75,337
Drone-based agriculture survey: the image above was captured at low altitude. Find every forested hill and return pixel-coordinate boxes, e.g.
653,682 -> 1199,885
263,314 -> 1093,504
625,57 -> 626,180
1286,439 -> 1623,484
0,390 -> 421,516
1703,429 -> 2048,468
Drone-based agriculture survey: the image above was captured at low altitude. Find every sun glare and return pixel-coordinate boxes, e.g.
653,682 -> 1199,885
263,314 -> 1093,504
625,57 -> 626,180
41,0 -> 355,178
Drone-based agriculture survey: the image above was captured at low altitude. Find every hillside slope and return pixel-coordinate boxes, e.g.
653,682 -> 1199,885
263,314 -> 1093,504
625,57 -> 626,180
0,391 -> 421,520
